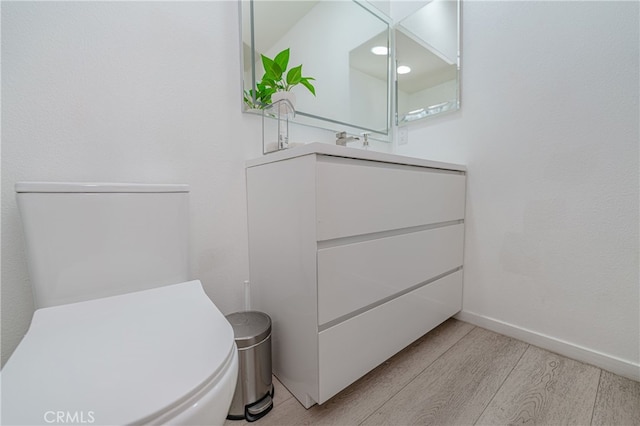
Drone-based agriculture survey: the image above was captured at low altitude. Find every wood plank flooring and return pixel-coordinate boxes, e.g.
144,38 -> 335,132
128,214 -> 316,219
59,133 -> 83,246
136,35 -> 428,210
225,319 -> 640,426
476,346 -> 601,425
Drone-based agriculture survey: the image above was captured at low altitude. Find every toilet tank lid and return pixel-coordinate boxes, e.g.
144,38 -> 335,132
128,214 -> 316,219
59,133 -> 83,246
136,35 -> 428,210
15,182 -> 189,193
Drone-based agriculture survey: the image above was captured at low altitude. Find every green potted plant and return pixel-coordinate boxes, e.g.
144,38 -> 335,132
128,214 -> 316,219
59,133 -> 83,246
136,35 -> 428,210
243,48 -> 316,111
259,48 -> 315,110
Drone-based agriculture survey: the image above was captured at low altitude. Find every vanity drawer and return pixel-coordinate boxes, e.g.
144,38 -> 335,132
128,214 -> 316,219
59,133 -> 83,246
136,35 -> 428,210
316,156 -> 466,241
317,270 -> 463,404
317,224 -> 464,326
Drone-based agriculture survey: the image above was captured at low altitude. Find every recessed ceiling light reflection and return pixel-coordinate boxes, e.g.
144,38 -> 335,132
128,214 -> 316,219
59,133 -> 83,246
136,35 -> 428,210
397,65 -> 412,75
370,46 -> 388,55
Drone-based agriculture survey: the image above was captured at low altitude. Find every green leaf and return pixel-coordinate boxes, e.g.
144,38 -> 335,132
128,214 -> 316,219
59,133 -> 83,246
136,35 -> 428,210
261,54 -> 274,73
273,48 -> 290,73
263,87 -> 276,100
261,55 -> 283,80
300,78 -> 316,96
260,74 -> 277,89
286,65 -> 303,86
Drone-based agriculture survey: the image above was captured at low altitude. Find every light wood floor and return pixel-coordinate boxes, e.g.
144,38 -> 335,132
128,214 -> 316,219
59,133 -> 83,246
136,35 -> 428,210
225,319 -> 640,426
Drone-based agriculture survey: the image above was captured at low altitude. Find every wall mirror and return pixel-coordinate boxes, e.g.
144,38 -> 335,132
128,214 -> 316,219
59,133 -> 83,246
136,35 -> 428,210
241,0 -> 391,139
240,0 -> 461,139
394,0 -> 460,125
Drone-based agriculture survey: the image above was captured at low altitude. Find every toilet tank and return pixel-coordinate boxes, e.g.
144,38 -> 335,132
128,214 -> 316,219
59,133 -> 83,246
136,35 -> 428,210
16,182 -> 190,308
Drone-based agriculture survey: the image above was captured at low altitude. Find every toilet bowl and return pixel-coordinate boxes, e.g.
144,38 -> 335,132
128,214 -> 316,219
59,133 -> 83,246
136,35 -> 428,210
2,280 -> 238,425
1,182 -> 239,425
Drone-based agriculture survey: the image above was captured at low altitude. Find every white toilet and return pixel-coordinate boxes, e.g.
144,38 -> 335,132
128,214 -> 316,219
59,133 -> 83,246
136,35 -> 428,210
1,182 -> 239,425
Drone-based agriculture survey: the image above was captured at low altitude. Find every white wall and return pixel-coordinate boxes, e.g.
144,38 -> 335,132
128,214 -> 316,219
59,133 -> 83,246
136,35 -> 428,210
2,0 -> 638,382
397,1 -> 639,379
0,1 -> 296,366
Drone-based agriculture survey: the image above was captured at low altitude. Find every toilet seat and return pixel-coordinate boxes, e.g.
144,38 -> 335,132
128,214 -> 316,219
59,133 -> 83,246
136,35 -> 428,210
1,280 -> 237,425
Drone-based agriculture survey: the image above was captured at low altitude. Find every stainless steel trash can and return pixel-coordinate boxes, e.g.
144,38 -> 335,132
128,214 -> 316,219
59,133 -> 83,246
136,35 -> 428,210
225,311 -> 274,422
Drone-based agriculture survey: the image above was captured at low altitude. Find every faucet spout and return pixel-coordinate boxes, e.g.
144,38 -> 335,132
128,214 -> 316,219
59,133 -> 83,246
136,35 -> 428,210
336,131 -> 359,146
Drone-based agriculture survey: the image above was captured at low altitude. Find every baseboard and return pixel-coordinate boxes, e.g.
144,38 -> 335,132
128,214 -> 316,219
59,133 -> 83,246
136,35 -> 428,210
454,310 -> 640,382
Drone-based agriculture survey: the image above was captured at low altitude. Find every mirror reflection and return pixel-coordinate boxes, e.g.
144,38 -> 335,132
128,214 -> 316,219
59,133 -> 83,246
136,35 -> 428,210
242,0 -> 390,137
395,0 -> 459,125
241,0 -> 461,139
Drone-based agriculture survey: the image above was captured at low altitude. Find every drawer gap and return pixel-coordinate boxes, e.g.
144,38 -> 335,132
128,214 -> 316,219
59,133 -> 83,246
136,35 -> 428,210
317,219 -> 463,249
317,266 -> 463,332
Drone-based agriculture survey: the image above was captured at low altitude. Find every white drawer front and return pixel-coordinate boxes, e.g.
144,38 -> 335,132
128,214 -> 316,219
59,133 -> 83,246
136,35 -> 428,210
317,270 -> 463,404
317,224 -> 464,326
316,156 -> 466,241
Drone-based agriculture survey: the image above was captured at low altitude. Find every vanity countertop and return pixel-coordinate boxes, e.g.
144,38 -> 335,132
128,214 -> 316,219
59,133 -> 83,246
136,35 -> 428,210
246,142 -> 466,172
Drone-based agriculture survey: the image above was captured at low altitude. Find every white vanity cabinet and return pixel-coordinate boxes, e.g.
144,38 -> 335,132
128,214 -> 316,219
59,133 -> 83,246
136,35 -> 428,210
246,143 -> 466,408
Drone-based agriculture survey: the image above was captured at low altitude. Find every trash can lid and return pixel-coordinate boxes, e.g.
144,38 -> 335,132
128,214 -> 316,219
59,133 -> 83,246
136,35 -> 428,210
225,311 -> 271,348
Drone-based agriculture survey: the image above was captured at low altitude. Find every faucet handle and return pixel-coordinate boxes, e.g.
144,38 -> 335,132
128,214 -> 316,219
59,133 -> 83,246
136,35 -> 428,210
361,132 -> 371,149
336,131 -> 347,139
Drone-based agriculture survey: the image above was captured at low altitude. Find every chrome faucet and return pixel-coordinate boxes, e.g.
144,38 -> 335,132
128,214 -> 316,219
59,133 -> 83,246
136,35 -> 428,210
336,131 -> 359,146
